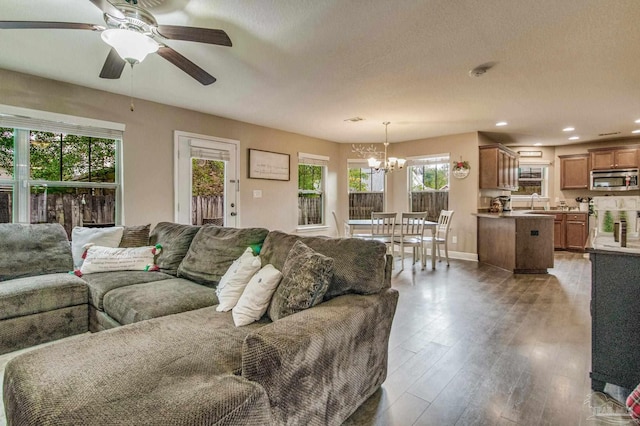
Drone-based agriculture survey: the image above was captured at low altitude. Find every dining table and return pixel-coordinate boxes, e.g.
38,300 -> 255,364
344,218 -> 439,270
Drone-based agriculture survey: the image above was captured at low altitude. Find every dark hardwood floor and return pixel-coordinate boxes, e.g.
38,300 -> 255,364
345,252 -> 634,426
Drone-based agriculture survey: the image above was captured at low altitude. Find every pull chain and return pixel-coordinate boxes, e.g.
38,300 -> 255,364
129,63 -> 135,112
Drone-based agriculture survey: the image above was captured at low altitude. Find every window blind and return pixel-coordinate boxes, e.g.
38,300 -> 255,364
0,115 -> 124,140
406,154 -> 450,167
298,152 -> 329,166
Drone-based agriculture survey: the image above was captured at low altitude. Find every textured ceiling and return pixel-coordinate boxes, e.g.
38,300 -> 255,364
1,0 -> 639,146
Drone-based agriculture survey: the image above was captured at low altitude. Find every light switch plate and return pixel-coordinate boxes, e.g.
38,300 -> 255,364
452,236 -> 457,244
253,190 -> 262,198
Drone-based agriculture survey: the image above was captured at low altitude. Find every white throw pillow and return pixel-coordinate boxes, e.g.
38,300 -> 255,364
71,226 -> 124,268
216,247 -> 262,312
79,245 -> 158,275
232,264 -> 282,327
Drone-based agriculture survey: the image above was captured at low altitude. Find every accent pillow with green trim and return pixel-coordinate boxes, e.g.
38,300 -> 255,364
78,244 -> 162,275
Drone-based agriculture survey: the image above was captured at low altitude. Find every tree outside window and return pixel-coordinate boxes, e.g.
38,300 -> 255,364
298,164 -> 324,225
408,156 -> 449,221
348,165 -> 384,219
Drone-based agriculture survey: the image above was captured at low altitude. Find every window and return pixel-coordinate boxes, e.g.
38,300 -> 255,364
407,155 -> 449,221
347,160 -> 384,219
298,153 -> 328,226
512,162 -> 549,198
0,111 -> 123,237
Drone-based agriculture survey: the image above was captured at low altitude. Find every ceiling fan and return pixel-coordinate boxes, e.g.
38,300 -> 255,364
0,0 -> 232,85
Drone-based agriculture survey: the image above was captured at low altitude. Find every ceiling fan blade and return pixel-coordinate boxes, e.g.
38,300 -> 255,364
88,0 -> 125,19
0,21 -> 102,30
156,25 -> 232,47
157,46 -> 216,85
99,48 -> 126,79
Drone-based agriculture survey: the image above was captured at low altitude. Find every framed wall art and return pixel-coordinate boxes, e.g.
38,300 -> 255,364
248,149 -> 290,181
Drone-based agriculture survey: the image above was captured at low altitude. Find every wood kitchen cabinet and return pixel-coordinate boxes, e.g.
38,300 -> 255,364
565,212 -> 588,250
480,144 -> 519,190
559,154 -> 589,189
540,211 -> 587,251
589,146 -> 638,170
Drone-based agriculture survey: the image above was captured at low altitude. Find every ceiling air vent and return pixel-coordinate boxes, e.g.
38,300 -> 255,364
598,131 -> 621,137
344,117 -> 365,122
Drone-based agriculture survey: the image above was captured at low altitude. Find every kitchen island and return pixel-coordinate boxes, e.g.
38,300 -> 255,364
476,212 -> 555,273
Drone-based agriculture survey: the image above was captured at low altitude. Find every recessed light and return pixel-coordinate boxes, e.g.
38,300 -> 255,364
635,119 -> 640,124
632,129 -> 640,134
568,136 -> 580,140
562,127 -> 575,132
495,121 -> 508,127
534,143 -> 542,146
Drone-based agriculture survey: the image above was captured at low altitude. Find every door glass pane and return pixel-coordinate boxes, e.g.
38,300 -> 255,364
191,158 -> 225,226
0,186 -> 12,223
30,186 -> 116,237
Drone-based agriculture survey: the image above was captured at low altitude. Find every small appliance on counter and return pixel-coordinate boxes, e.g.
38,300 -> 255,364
498,195 -> 511,212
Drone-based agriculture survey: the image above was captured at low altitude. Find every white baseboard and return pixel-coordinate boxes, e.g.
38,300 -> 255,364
396,247 -> 478,262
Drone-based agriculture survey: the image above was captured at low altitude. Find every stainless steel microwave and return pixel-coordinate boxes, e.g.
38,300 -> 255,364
590,169 -> 639,191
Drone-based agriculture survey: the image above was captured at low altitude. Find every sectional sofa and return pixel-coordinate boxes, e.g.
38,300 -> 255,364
1,222 -> 398,425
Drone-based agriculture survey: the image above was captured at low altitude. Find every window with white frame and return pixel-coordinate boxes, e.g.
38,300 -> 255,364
298,152 -> 328,226
347,159 -> 384,219
512,161 -> 549,198
0,112 -> 123,237
407,154 -> 449,221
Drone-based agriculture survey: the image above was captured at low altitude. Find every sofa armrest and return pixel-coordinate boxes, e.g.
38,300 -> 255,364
241,288 -> 398,425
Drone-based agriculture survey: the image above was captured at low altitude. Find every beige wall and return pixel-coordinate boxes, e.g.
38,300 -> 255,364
387,132 -> 480,255
0,69 -> 339,234
1,69 -> 484,255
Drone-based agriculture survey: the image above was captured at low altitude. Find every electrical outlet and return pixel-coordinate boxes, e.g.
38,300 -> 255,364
253,190 -> 262,198
452,236 -> 457,244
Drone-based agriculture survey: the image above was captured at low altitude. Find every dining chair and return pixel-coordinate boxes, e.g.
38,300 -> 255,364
422,210 -> 454,266
370,212 -> 397,256
394,212 -> 427,269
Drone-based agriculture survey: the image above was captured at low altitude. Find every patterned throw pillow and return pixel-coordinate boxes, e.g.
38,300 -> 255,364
78,244 -> 161,275
119,224 -> 151,247
627,383 -> 640,423
268,240 -> 334,321
71,226 -> 124,268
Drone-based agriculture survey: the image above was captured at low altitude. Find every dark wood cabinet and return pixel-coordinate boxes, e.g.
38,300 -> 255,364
480,145 -> 519,190
559,154 -> 589,189
590,250 -> 640,391
565,213 -> 588,250
551,213 -> 565,249
540,211 -> 587,251
589,146 -> 638,170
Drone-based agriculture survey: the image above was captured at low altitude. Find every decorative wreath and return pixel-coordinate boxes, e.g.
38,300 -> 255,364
452,160 -> 470,179
453,160 -> 470,171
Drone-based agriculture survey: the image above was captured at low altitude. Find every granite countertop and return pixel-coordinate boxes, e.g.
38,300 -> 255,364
474,211 -> 556,219
590,235 -> 640,255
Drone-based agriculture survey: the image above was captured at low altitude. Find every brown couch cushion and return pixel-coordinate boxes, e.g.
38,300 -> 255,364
260,231 -> 388,300
149,222 -> 201,275
177,226 -> 269,287
103,278 -> 218,325
0,223 -> 73,281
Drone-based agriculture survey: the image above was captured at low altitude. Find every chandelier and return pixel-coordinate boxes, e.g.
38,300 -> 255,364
351,122 -> 406,173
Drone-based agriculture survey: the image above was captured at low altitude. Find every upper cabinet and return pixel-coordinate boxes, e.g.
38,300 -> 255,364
479,145 -> 519,190
589,146 -> 638,170
559,154 -> 589,189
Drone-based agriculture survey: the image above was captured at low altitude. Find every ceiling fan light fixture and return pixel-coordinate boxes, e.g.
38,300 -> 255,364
101,28 -> 159,64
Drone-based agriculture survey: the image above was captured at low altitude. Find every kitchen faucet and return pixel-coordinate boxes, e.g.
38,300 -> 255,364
530,193 -> 540,209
